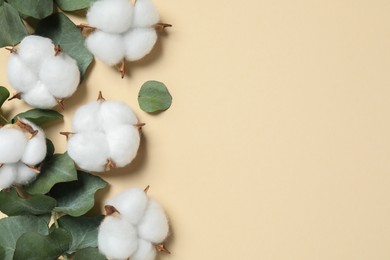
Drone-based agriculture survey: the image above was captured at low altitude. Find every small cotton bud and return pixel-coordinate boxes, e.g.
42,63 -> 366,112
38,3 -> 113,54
72,101 -> 102,132
131,239 -> 156,260
124,27 -> 157,61
39,54 -> 80,98
137,200 -> 169,244
98,216 -> 138,260
0,128 -> 28,164
86,31 -> 126,65
67,132 -> 110,172
22,81 -> 58,109
6,54 -> 38,93
106,188 -> 148,225
17,35 -> 55,73
132,0 -> 160,28
0,164 -> 17,190
87,0 -> 134,34
20,119 -> 47,166
14,162 -> 37,185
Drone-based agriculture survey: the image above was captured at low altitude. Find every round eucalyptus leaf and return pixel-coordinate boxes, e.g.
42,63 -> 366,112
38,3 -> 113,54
0,3 -> 28,48
138,80 -> 173,113
7,0 -> 53,19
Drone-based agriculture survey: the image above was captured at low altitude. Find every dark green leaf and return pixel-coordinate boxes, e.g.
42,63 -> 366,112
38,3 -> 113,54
0,188 -> 56,216
0,86 -> 10,108
7,0 -> 53,19
12,108 -> 63,126
0,3 -> 28,48
55,0 -> 96,11
46,138 -> 55,158
138,80 -> 173,113
73,247 -> 107,260
0,215 -> 49,260
0,0 -> 4,6
35,12 -> 93,77
58,215 -> 104,253
0,245 -> 5,259
51,171 -> 107,216
26,153 -> 78,195
13,228 -> 71,260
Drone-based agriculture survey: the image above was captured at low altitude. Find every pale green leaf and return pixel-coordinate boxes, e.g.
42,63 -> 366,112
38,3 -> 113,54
0,3 -> 28,48
13,228 -> 71,260
0,215 -> 49,260
138,80 -> 173,113
7,0 -> 53,19
73,247 -> 107,260
25,153 -> 78,195
51,171 -> 107,216
12,108 -> 63,126
35,12 -> 93,77
0,188 -> 56,216
55,0 -> 97,11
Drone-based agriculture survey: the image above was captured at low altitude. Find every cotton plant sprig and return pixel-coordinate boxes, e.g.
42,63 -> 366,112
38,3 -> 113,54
79,0 -> 172,77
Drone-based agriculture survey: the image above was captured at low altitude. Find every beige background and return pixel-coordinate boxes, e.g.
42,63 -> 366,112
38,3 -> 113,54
1,0 -> 390,259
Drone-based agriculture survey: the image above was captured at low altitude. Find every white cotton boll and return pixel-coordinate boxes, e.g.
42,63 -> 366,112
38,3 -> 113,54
132,0 -> 160,28
124,28 -> 157,61
20,119 -> 46,166
39,54 -> 80,98
6,54 -> 38,93
87,0 -> 133,34
14,162 -> 37,185
86,31 -> 126,65
67,132 -> 110,172
22,81 -> 58,109
137,200 -> 169,243
106,188 -> 148,225
18,35 -> 54,73
0,128 -> 28,164
0,164 -> 17,190
98,216 -> 138,260
106,125 -> 140,167
72,101 -> 102,132
131,239 -> 156,260
100,100 -> 138,129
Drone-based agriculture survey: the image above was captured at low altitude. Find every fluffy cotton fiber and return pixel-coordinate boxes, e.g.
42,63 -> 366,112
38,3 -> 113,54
98,188 -> 169,260
67,96 -> 141,172
0,120 -> 47,189
86,0 -> 161,67
6,35 -> 80,109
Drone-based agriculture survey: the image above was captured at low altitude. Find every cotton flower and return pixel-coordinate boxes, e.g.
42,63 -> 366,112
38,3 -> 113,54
6,35 -> 80,109
0,119 -> 47,189
65,92 -> 142,172
98,187 -> 169,260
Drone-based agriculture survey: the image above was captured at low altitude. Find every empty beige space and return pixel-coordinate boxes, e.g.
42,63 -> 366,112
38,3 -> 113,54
1,0 -> 390,259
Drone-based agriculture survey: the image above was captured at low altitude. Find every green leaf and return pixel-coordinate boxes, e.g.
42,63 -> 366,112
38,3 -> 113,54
35,12 -> 93,77
0,3 -> 28,48
0,188 -> 56,216
73,247 -> 107,260
55,0 -> 97,11
138,80 -> 173,113
0,245 -> 5,260
58,215 -> 104,253
51,171 -> 107,216
7,0 -> 53,19
0,86 -> 10,108
13,228 -> 71,260
0,215 -> 49,260
12,108 -> 63,126
25,153 -> 78,195
46,138 -> 55,158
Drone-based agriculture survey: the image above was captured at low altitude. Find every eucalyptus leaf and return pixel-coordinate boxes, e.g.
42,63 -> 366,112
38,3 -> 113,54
12,108 -> 63,126
0,215 -> 49,260
13,228 -> 71,260
25,153 -> 78,195
58,215 -> 104,253
51,171 -> 107,216
0,0 -> 4,6
0,86 -> 10,108
46,138 -> 55,158
35,12 -> 93,77
138,80 -> 173,113
0,245 -> 5,259
0,188 -> 56,216
0,3 -> 28,48
73,247 -> 107,260
7,0 -> 53,19
55,0 -> 96,11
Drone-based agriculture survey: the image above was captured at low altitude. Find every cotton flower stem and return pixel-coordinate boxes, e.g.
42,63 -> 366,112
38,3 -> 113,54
55,98 -> 65,110
97,91 -> 106,102
25,164 -> 41,174
5,47 -> 17,54
15,119 -> 38,138
144,185 -> 150,193
77,24 -> 96,37
104,205 -> 120,215
115,58 -> 126,78
54,45 -> 63,56
105,158 -> 117,171
52,211 -> 60,228
0,163 -> 3,168
8,92 -> 21,101
134,123 -> 145,129
155,23 -> 173,30
60,131 -> 75,140
155,244 -> 171,254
